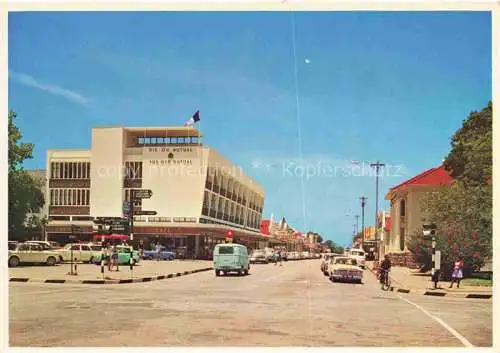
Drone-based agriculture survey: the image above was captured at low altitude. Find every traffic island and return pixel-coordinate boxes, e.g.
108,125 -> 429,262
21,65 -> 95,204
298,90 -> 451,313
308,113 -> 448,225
9,260 -> 214,285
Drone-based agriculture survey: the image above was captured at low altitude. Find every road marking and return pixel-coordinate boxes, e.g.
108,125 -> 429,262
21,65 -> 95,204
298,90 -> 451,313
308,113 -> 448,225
397,294 -> 474,347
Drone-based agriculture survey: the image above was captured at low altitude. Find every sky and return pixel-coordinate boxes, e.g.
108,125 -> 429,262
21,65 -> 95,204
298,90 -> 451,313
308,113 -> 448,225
8,11 -> 491,246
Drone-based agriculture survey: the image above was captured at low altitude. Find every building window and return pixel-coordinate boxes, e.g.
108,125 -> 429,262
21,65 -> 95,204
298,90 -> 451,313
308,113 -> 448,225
124,189 -> 143,207
400,199 -> 406,217
125,161 -> 142,179
400,227 -> 405,251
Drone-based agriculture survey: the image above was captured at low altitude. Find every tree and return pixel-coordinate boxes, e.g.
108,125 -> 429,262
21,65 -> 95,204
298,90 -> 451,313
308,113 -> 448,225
322,240 -> 344,254
8,111 -> 45,238
444,101 -> 492,186
409,102 -> 492,276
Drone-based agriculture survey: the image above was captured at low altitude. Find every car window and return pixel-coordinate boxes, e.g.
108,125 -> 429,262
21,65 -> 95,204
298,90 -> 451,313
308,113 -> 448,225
30,244 -> 43,251
91,246 -> 102,251
119,247 -> 131,254
18,244 -> 30,251
9,243 -> 17,250
218,246 -> 234,254
81,245 -> 91,251
70,245 -> 80,251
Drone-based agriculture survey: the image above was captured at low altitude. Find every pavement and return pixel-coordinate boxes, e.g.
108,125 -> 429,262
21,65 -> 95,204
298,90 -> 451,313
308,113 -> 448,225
9,259 -> 492,347
9,260 -> 214,284
366,261 -> 493,299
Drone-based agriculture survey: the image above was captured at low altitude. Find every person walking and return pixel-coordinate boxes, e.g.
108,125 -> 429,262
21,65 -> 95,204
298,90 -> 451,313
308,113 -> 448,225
155,242 -> 162,261
111,244 -> 119,272
279,248 -> 285,266
105,243 -> 112,271
449,256 -> 464,288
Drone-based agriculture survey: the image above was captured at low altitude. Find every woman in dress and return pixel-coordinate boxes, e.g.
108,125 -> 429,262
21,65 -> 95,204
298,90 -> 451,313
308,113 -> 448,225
449,256 -> 464,288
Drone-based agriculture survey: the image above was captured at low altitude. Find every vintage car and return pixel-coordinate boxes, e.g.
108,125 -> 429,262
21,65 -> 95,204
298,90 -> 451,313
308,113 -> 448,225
143,246 -> 175,261
328,256 -> 364,283
249,249 -> 268,264
8,243 -> 60,267
321,253 -> 342,275
93,245 -> 140,266
345,248 -> 366,269
25,240 -> 61,250
56,243 -> 103,263
213,243 -> 249,276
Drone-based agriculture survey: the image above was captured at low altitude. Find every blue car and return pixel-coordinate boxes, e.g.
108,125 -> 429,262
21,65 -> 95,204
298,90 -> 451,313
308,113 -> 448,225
143,247 -> 175,261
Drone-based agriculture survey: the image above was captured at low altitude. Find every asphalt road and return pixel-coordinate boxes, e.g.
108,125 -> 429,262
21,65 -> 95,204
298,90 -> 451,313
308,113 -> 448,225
9,259 -> 492,347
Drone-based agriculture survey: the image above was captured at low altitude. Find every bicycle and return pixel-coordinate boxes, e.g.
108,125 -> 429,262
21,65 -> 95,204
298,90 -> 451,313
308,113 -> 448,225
378,268 -> 391,291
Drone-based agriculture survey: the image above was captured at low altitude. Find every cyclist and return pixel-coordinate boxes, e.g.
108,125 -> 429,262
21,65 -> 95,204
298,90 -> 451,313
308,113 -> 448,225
378,255 -> 392,288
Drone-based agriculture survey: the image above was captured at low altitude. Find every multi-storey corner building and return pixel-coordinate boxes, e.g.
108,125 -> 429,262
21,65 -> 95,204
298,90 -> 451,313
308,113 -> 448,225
45,126 -> 266,257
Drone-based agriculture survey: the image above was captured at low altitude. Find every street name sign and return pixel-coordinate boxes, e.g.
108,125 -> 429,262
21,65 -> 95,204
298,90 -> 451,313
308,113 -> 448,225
134,189 -> 153,199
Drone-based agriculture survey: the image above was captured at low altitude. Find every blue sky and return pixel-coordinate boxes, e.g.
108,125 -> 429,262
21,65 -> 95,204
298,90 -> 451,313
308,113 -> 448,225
8,11 -> 491,246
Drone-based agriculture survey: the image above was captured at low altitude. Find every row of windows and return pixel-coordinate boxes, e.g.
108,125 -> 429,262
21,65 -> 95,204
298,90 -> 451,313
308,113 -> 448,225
133,217 -> 197,223
205,168 -> 264,213
125,161 -> 143,179
201,191 -> 261,229
50,162 -> 91,179
50,189 -> 90,206
137,136 -> 201,145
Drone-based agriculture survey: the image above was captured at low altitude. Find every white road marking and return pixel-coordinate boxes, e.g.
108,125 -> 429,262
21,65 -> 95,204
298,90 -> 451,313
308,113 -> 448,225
397,294 -> 474,347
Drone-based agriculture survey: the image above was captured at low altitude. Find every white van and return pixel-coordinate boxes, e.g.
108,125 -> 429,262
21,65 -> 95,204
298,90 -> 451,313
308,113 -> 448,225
346,248 -> 366,269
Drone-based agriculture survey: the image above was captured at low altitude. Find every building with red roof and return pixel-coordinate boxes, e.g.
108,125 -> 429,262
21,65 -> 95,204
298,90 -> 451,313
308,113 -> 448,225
383,165 -> 453,265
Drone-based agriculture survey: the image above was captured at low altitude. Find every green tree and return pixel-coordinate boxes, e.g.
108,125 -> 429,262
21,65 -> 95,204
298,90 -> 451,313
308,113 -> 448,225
444,101 -> 492,186
8,111 -> 45,238
409,102 -> 492,276
322,240 -> 344,254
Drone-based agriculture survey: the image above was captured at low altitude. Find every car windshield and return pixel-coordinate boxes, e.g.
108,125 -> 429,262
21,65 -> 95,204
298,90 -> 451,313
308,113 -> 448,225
218,246 -> 234,254
335,258 -> 358,266
8,243 -> 17,250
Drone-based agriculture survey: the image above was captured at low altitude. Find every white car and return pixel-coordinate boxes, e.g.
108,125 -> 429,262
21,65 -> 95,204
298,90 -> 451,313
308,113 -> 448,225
56,243 -> 102,263
346,248 -> 366,269
328,256 -> 364,283
8,243 -> 60,267
25,240 -> 60,250
321,253 -> 342,275
249,250 -> 268,264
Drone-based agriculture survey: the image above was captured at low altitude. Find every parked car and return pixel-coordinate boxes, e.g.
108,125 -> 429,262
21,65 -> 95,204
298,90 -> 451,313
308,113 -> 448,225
8,241 -> 18,251
264,247 -> 277,263
346,248 -> 366,269
25,241 -> 60,250
213,243 -> 249,276
8,243 -> 60,267
143,246 -> 175,261
93,245 -> 140,266
56,243 -> 102,263
328,256 -> 363,283
321,253 -> 342,275
249,249 -> 268,264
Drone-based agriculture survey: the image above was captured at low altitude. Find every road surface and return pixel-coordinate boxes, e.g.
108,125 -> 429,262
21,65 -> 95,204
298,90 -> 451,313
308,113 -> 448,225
9,259 -> 492,346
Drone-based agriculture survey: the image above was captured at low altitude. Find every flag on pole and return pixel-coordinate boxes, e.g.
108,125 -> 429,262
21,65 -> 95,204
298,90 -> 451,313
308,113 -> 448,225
184,110 -> 200,127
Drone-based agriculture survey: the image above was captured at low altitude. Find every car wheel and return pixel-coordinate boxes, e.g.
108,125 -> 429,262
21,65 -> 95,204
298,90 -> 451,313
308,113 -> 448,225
9,256 -> 20,267
59,255 -> 64,262
215,270 -> 221,277
46,256 -> 57,266
243,269 -> 249,276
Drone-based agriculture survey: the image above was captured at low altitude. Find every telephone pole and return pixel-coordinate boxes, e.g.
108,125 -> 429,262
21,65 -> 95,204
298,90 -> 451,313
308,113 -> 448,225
360,197 -> 367,250
370,161 -> 385,259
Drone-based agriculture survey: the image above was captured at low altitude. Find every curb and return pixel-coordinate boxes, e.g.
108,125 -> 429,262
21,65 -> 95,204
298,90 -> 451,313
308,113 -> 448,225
366,266 -> 492,300
9,267 -> 214,285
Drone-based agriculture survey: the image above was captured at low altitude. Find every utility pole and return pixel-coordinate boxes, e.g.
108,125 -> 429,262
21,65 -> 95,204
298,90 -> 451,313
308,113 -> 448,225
370,161 -> 385,260
360,197 -> 367,250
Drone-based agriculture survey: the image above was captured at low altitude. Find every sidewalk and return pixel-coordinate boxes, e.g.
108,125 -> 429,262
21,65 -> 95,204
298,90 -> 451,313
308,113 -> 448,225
9,260 -> 213,284
366,261 -> 492,299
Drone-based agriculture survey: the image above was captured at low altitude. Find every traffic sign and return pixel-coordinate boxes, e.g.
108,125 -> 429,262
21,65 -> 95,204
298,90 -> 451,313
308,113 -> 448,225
134,189 -> 153,199
135,210 -> 158,216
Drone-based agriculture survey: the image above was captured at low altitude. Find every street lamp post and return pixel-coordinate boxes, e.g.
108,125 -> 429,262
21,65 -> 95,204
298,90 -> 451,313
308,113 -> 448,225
370,161 -> 385,260
360,196 -> 367,250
